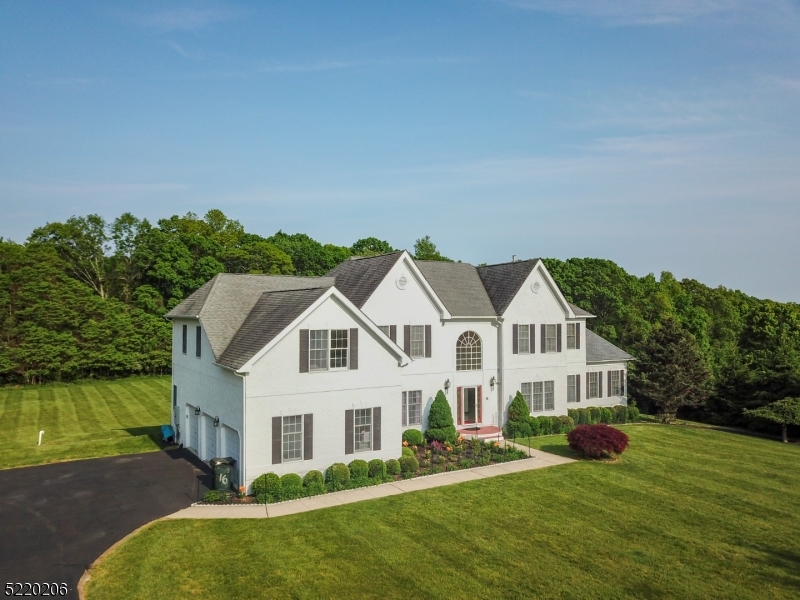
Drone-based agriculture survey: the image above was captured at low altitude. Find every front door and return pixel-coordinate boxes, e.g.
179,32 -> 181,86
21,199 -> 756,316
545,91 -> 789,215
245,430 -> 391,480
463,387 -> 477,425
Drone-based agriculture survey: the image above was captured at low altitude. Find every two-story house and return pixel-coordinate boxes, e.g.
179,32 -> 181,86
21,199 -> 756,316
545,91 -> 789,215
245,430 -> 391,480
166,252 -> 632,489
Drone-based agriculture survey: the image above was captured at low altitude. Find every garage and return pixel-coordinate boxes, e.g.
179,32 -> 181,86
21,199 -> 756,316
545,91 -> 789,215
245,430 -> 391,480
204,414 -> 217,459
188,405 -> 199,453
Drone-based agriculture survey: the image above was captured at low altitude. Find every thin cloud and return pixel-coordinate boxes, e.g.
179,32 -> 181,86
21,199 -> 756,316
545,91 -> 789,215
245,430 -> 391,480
121,5 -> 243,33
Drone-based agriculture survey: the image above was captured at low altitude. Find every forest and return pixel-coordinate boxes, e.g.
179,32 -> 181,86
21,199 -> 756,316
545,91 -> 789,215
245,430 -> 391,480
1,209 -> 798,427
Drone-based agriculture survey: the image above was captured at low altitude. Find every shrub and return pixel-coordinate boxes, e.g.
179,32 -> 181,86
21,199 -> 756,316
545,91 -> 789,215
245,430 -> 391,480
508,392 -> 531,422
567,409 -> 579,424
252,472 -> 282,503
551,416 -> 562,435
402,428 -> 424,446
425,390 -> 457,443
559,415 -> 575,433
506,418 -> 532,439
399,455 -> 419,474
203,490 -> 228,503
528,416 -> 540,437
627,404 -> 640,422
280,473 -> 303,500
613,405 -> 628,424
367,459 -> 386,479
589,407 -> 602,424
401,446 -> 415,458
577,408 -> 589,425
385,459 -> 401,476
567,424 -> 630,459
348,459 -> 369,480
302,470 -> 325,496
537,416 -> 553,435
326,462 -> 350,491
599,407 -> 614,424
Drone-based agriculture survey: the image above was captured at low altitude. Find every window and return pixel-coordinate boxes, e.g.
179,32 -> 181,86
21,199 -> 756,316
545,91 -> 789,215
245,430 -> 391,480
378,326 -> 391,337
544,380 -> 555,411
588,372 -> 599,399
403,391 -> 422,426
521,382 -> 533,412
518,325 -> 530,354
309,329 -> 349,371
610,371 -> 622,396
354,408 -> 372,452
410,325 -> 425,358
182,325 -> 187,354
567,323 -> 576,349
545,324 -> 557,353
195,326 -> 202,358
532,382 -> 544,412
282,415 -> 303,462
456,331 -> 482,371
567,375 -> 577,403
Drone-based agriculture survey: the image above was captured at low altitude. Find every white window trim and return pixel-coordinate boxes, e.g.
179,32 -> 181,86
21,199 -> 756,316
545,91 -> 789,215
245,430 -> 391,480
545,324 -> 557,353
282,415 -> 303,462
410,325 -> 426,359
354,408 -> 372,452
610,371 -> 622,396
404,390 -> 422,426
518,324 -> 530,354
309,329 -> 349,372
588,372 -> 599,399
532,382 -> 544,412
544,380 -> 555,411
567,374 -> 577,403
521,382 -> 533,412
566,323 -> 576,350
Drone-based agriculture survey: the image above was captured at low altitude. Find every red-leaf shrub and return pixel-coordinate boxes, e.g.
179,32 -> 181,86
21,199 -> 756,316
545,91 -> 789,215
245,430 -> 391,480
567,424 -> 629,459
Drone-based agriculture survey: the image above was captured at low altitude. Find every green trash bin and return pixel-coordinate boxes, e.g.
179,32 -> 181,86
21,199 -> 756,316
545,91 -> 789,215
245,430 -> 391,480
210,457 -> 235,491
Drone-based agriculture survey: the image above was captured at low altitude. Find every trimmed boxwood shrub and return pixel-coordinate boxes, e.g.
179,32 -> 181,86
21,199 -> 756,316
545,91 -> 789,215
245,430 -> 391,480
589,407 -> 602,424
401,446 -> 415,458
302,470 -> 325,496
613,405 -> 628,424
402,429 -> 424,446
326,462 -> 350,491
425,390 -> 457,444
537,416 -> 553,435
568,409 -> 579,424
385,458 -> 401,476
368,459 -> 386,479
280,473 -> 302,500
399,455 -> 419,474
577,408 -> 589,425
348,459 -> 369,480
252,472 -> 282,503
599,407 -> 614,424
567,424 -> 630,459
551,416 -> 562,434
627,404 -> 640,422
559,415 -> 575,433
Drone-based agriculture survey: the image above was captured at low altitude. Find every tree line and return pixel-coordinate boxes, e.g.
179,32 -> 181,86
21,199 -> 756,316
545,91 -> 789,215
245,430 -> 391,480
1,209 -> 798,429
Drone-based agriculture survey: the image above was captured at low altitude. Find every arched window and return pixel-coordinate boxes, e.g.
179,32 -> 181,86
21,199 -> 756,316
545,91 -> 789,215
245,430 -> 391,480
456,331 -> 482,371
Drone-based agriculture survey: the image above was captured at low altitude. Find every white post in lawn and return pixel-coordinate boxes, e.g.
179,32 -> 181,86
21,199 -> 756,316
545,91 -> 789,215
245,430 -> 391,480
38,430 -> 44,446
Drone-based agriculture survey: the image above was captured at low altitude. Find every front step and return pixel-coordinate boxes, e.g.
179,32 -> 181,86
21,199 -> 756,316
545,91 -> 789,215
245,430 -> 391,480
458,426 -> 504,442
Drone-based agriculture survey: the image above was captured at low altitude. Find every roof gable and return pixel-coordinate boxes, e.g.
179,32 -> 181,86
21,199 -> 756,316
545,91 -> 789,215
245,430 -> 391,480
414,261 -> 496,317
325,251 -> 404,308
476,260 -> 538,315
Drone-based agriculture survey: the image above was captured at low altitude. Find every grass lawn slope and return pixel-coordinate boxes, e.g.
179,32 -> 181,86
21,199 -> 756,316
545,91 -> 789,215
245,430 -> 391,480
85,426 -> 800,600
0,376 -> 170,469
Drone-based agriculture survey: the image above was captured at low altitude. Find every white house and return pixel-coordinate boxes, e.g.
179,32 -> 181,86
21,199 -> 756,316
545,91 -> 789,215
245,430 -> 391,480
166,252 -> 633,489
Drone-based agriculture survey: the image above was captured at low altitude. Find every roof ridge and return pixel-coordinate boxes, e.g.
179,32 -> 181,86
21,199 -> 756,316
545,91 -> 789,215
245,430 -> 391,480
346,250 -> 405,261
259,285 -> 331,295
196,273 -> 222,320
478,258 -> 540,269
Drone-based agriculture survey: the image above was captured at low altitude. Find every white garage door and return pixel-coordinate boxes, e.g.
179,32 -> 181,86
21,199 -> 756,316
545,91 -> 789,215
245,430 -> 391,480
224,426 -> 240,486
188,406 -> 199,453
204,414 -> 217,459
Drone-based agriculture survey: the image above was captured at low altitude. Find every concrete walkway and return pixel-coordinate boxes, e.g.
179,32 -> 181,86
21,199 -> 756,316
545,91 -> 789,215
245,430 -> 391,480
165,446 -> 574,520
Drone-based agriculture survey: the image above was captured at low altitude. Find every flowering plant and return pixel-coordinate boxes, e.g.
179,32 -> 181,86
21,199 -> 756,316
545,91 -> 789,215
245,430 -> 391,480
430,440 -> 446,452
402,440 -> 409,446
238,485 -> 246,498
492,442 -> 500,448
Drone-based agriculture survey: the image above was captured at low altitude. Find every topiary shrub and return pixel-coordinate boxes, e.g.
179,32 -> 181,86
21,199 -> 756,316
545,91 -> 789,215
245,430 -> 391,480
401,446 -> 415,458
326,462 -> 350,491
368,459 -> 386,479
385,458 -> 401,476
567,424 -> 629,459
399,455 -> 419,475
599,407 -> 614,424
589,407 -> 602,424
280,473 -> 303,500
577,408 -> 589,425
537,416 -> 553,435
506,418 -> 532,439
303,470 -> 325,496
348,459 -> 369,480
551,416 -> 562,435
508,391 -> 531,422
425,390 -> 457,444
627,404 -> 640,422
568,409 -> 579,424
252,472 -> 282,503
528,416 -> 540,437
613,405 -> 628,424
559,415 -> 575,433
402,429 -> 424,446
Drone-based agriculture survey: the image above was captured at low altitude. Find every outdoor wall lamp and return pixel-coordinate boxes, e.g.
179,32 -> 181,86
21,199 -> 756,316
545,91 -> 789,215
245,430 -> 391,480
490,376 -> 497,391
194,406 -> 201,415
444,379 -> 450,393
213,417 -> 220,427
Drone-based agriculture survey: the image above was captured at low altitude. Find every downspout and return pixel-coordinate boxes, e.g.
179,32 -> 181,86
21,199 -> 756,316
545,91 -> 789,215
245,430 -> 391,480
496,316 -> 504,429
236,372 -> 247,492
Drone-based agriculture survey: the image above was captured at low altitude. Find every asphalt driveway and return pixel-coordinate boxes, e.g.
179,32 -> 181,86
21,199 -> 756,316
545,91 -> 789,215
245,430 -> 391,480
0,449 -> 210,599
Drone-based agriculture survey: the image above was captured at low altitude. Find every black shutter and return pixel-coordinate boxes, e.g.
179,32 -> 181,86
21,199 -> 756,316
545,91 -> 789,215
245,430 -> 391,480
576,374 -> 581,402
402,392 -> 407,427
196,326 -> 202,357
530,324 -> 535,353
304,413 -> 313,460
557,324 -> 562,352
404,325 -> 411,356
182,325 -> 187,354
425,325 -> 432,358
599,371 -> 603,398
512,324 -> 519,354
299,329 -> 309,373
541,324 -> 546,353
272,416 -> 282,464
172,385 -> 177,407
576,323 -> 581,349
373,407 -> 381,451
349,328 -> 358,370
345,409 -> 354,454
621,370 -> 626,396
390,325 -> 397,343
586,373 -> 590,399
608,370 -> 612,397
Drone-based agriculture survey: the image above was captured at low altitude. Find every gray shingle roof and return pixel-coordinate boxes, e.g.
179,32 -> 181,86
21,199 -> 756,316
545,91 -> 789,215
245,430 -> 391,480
165,273 -> 334,359
585,329 -> 634,362
476,260 -> 538,315
326,252 -> 404,308
415,261 -> 497,316
217,287 -> 328,370
568,302 -> 595,318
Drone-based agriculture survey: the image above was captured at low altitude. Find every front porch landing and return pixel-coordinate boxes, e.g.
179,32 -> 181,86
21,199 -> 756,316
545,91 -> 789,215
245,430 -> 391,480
458,425 -> 504,442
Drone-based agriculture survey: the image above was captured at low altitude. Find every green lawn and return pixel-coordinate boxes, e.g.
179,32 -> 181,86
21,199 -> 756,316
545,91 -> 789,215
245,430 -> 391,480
0,376 -> 171,469
85,425 -> 800,600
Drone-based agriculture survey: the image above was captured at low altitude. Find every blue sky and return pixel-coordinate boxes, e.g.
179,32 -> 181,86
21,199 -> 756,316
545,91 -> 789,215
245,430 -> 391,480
1,1 -> 799,301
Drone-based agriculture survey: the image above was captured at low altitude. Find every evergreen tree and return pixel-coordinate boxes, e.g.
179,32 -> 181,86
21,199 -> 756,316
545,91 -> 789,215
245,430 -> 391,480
424,390 -> 457,443
413,236 -> 451,262
744,397 -> 800,443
